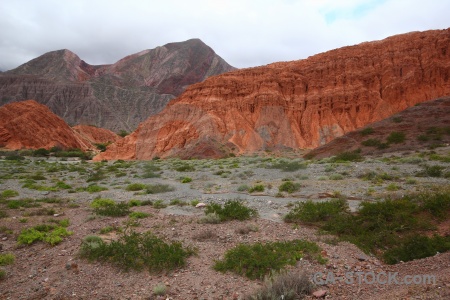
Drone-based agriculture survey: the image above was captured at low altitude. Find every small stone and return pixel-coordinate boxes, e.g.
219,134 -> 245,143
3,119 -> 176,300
53,214 -> 60,217
312,289 -> 327,298
357,254 -> 369,261
1,237 -> 7,241
195,203 -> 207,208
41,191 -> 50,195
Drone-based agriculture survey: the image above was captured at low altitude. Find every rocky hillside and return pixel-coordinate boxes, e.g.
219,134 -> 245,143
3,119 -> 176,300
96,28 -> 450,160
305,96 -> 450,159
72,125 -> 120,145
0,100 -> 95,150
0,39 -> 235,131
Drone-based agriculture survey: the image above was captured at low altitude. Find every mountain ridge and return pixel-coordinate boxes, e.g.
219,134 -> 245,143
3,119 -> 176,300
0,39 -> 236,131
95,28 -> 450,160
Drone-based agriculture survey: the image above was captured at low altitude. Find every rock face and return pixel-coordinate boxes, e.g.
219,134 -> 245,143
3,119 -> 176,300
0,100 -> 93,150
305,96 -> 450,159
72,125 -> 120,145
0,39 -> 235,132
96,28 -> 450,160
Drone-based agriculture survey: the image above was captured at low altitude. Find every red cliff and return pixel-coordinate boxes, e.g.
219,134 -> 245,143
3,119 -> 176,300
96,28 -> 450,160
0,100 -> 92,150
72,125 -> 120,145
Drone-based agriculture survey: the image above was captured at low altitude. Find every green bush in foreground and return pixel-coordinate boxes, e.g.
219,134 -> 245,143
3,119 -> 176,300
383,234 -> 450,264
79,229 -> 196,273
214,240 -> 322,279
205,200 -> 257,222
284,198 -> 348,224
17,222 -> 72,246
126,183 -> 146,191
284,190 -> 450,264
1,190 -> 19,198
0,253 -> 15,266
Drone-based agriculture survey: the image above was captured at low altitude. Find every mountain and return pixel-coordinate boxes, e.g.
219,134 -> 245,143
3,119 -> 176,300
0,39 -> 235,131
305,96 -> 450,159
0,100 -> 93,150
95,28 -> 450,160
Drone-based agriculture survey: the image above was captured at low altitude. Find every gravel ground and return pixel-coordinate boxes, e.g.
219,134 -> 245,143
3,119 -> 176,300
0,148 -> 449,299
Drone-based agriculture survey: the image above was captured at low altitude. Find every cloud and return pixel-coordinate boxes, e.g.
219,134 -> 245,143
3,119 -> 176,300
0,0 -> 448,71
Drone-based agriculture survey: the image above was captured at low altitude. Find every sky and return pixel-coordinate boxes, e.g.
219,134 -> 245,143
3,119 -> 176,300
0,0 -> 449,71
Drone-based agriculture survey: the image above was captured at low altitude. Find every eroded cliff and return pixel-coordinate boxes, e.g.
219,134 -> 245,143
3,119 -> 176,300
96,28 -> 450,160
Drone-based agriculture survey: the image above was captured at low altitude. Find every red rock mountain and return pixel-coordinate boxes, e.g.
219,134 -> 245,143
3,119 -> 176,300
96,28 -> 450,160
0,100 -> 93,150
305,96 -> 450,159
0,39 -> 235,132
72,125 -> 120,145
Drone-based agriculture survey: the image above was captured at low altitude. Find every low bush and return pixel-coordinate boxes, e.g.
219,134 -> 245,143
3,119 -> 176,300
383,235 -> 450,264
386,131 -> 406,144
174,163 -> 195,172
1,190 -> 19,198
244,271 -> 313,300
205,200 -> 257,222
331,151 -> 363,162
17,223 -> 72,246
214,240 -> 322,279
180,177 -> 192,183
0,253 -> 15,266
278,181 -> 301,193
144,184 -> 175,194
284,190 -> 450,264
248,184 -> 264,193
284,199 -> 348,224
129,211 -> 151,219
90,198 -> 130,217
267,160 -> 307,172
79,229 -> 196,273
360,127 -> 374,136
125,183 -> 146,191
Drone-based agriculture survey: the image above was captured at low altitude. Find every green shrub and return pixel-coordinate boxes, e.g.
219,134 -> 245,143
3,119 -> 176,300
329,174 -> 344,180
360,127 -> 374,136
86,170 -> 106,182
214,240 -> 321,279
1,190 -> 18,198
386,132 -> 406,144
79,229 -> 195,273
181,177 -> 192,183
383,235 -> 450,264
5,154 -> 24,161
17,224 -> 72,246
0,269 -> 5,280
417,165 -> 445,177
128,199 -> 142,207
278,181 -> 301,193
248,184 -> 264,193
284,199 -> 348,224
0,253 -> 15,266
144,184 -> 175,194
169,199 -> 187,206
55,181 -> 71,189
153,283 -> 167,296
94,202 -> 130,217
190,199 -> 200,207
90,198 -> 115,208
152,200 -> 167,209
205,200 -> 257,222
361,138 -> 382,147
117,130 -> 128,137
141,163 -> 161,178
331,151 -> 363,162
126,183 -> 146,191
174,163 -> 195,172
84,184 -> 108,193
129,211 -> 151,219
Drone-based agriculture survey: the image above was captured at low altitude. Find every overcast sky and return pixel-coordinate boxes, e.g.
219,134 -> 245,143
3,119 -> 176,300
1,0 -> 449,71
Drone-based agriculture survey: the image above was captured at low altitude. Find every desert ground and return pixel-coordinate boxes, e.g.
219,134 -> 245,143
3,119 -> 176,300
0,147 -> 449,299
